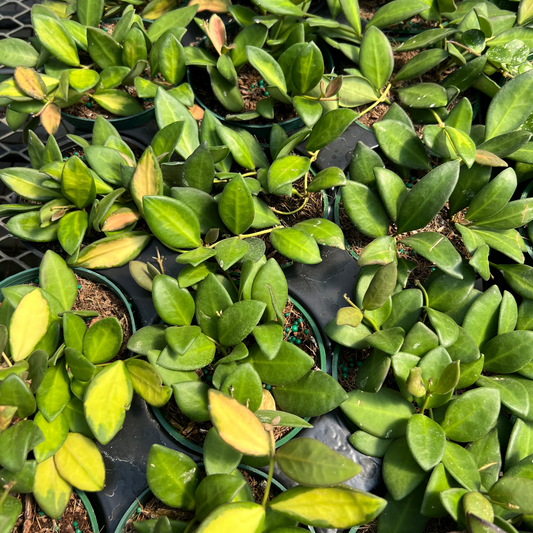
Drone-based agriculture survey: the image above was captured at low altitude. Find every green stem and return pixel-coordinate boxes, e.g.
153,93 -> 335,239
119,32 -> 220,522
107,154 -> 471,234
238,226 -> 282,239
357,83 -> 392,121
225,270 -> 239,295
292,188 -> 304,198
272,16 -> 284,40
183,519 -> 198,533
242,171 -> 257,178
0,484 -> 13,507
430,109 -> 445,128
213,179 -> 229,184
271,197 -> 309,216
262,432 -> 276,508
429,408 -> 434,421
447,41 -> 481,57
415,280 -> 429,309
1,352 -> 12,367
420,394 -> 430,414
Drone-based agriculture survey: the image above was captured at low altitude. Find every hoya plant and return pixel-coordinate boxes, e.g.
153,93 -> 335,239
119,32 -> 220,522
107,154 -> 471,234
339,75 -> 533,283
140,389 -> 387,532
128,252 -> 348,446
0,3 -> 198,134
149,91 -> 348,265
0,117 -> 168,267
326,259 -> 533,532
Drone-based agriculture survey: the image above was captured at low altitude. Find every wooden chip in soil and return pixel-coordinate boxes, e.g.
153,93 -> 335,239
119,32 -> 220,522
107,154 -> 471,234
12,493 -> 93,533
339,201 -> 470,286
162,300 -> 320,447
72,275 -> 133,358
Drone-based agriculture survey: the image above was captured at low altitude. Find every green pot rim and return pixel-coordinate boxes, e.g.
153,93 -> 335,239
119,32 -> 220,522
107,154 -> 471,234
76,489 -> 100,533
520,180 -> 533,260
112,464 -> 316,533
187,24 -> 335,135
0,267 -> 137,336
153,296 -> 328,455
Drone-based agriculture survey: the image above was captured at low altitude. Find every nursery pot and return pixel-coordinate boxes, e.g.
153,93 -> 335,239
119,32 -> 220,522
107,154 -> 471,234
77,490 -> 100,533
187,25 -> 334,139
152,296 -> 327,455
113,465 -> 318,533
0,266 -> 136,337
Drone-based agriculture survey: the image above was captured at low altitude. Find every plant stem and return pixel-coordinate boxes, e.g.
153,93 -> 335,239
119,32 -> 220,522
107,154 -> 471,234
0,483 -> 14,507
183,519 -> 197,533
225,270 -> 239,295
429,408 -> 434,421
357,84 -> 392,121
152,247 -> 165,275
242,171 -> 257,177
363,313 -> 380,333
238,226 -> 282,239
1,352 -> 12,367
430,109 -> 446,128
420,394 -> 430,414
271,197 -> 309,216
447,40 -> 481,57
262,431 -> 276,509
415,280 -> 429,308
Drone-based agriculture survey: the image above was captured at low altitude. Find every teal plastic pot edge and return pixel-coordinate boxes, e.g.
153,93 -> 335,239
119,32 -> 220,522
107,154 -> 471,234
0,267 -> 136,336
62,107 -> 155,132
77,489 -> 99,533
152,296 -> 327,454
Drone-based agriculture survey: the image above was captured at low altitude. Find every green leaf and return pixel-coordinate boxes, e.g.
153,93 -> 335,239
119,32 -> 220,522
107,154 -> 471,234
308,167 -> 346,193
375,168 -> 408,222
484,330 -> 533,373
58,210 -> 88,256
83,317 -> 122,364
340,0 -> 361,36
486,71 -> 533,139
267,155 -> 310,195
293,219 -> 345,249
39,250 -> 77,312
65,348 -> 96,382
362,262 -> 397,311
155,87 -> 199,159
131,147 -> 163,216
195,473 -> 246,523
218,300 -> 266,346
349,431 -> 392,458
462,283 -> 502,348
253,322 -> 283,360
397,83 -> 448,109
152,275 -> 195,327
33,15 -> 79,66
92,89 -> 143,117
0,38 -> 38,68
84,360 -> 132,445
473,198 -> 533,230
394,48 -> 449,82
341,181 -> 389,239
341,387 -> 415,439
146,444 -> 199,509
489,477 -> 533,514
269,486 -> 386,529
245,45 -> 287,92
277,437 -> 361,487
499,290 -> 518,335
33,412 -> 68,463
0,374 -> 36,419
0,420 -> 43,472
126,359 -> 172,407
406,414 -> 446,471
36,364 -> 70,422
159,34 -> 185,85
477,375 -> 528,421
442,388 -> 500,442
218,175 -> 255,235
204,427 -> 242,475
442,441 -> 481,491
426,263 -> 476,312
349,140 -> 384,188
0,168 -> 63,202
273,371 -> 348,417
249,341 -> 313,385
374,120 -> 430,170
383,436 -> 426,500
144,196 -> 201,249
271,228 -> 322,264
360,26 -> 393,91
396,161 -> 460,233
292,42 -> 323,94
77,0 -> 103,27
173,381 -> 210,421
367,0 -> 428,29
495,263 -> 533,300
293,96 -> 323,127
87,27 -> 122,69
358,236 -> 397,267
306,109 -> 357,152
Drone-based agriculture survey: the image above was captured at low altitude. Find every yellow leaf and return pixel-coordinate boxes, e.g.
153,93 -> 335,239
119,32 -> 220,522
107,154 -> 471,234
196,502 -> 265,533
208,389 -> 271,457
131,147 -> 163,215
9,289 -> 50,361
34,457 -> 72,519
14,66 -> 47,100
188,0 -> 231,13
101,207 -> 141,232
54,433 -> 105,491
259,389 -> 276,411
69,232 -> 151,269
41,103 -> 61,135
269,486 -> 388,528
